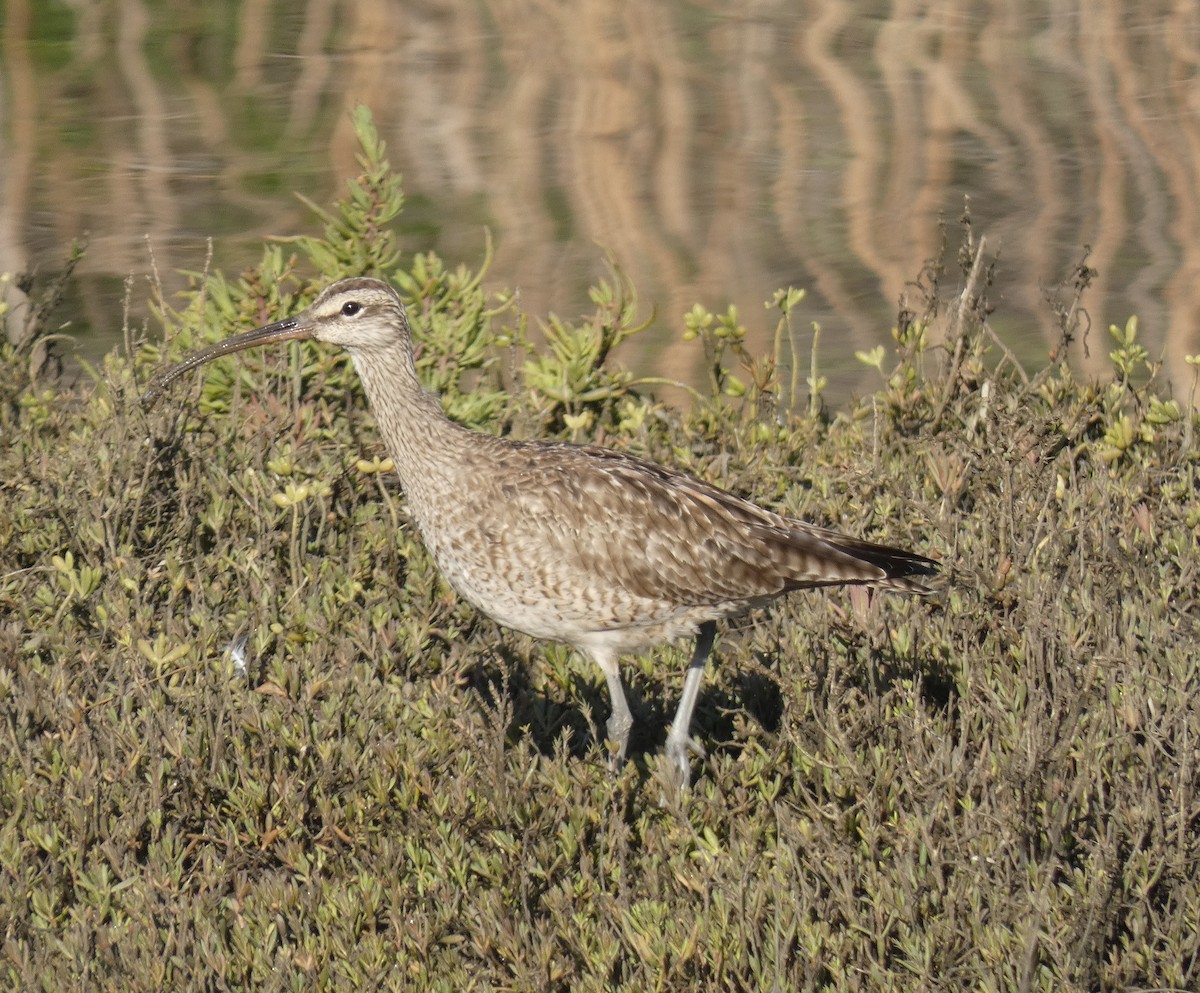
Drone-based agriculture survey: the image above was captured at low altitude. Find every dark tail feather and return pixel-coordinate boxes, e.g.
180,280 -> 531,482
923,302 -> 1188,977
842,535 -> 938,590
780,525 -> 939,594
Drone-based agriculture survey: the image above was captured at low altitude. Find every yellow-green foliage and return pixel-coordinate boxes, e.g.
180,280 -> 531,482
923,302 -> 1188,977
2,112 -> 1199,992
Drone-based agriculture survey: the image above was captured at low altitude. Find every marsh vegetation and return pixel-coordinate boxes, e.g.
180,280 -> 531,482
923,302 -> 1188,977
2,111 -> 1198,992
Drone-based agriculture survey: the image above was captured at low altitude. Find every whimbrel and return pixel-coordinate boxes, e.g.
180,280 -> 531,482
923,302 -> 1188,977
145,277 -> 937,785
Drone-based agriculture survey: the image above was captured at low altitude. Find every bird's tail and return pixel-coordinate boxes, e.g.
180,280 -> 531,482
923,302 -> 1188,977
778,523 -> 940,594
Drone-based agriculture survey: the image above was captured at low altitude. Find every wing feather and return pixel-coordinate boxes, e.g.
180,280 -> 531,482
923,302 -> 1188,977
497,442 -> 935,610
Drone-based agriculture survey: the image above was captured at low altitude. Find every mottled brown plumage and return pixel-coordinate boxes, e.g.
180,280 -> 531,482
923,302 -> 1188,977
146,276 -> 938,785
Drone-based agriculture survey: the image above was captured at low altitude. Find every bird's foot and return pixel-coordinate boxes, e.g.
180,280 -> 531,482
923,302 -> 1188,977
604,738 -> 627,777
662,732 -> 705,793
604,713 -> 632,776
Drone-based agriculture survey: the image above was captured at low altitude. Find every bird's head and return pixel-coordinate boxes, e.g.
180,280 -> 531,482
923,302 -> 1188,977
301,277 -> 413,349
142,276 -> 412,404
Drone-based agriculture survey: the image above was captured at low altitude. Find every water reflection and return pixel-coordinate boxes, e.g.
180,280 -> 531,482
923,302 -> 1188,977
3,0 -> 1198,397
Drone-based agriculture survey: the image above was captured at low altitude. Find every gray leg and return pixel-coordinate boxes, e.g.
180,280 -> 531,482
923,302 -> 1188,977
594,652 -> 633,768
664,621 -> 716,788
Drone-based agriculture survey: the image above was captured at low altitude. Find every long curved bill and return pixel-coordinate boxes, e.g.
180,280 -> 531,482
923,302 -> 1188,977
141,315 -> 312,406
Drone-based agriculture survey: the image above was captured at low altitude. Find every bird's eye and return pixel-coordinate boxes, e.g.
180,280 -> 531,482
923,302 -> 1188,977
341,301 -> 362,317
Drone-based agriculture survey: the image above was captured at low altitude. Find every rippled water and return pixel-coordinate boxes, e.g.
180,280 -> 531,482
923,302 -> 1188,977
4,0 -> 1197,398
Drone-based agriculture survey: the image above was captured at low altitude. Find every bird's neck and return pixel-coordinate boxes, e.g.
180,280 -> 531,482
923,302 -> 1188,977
348,343 -> 473,495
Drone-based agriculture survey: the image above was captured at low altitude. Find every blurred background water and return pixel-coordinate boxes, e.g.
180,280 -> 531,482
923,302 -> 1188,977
3,0 -> 1198,399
